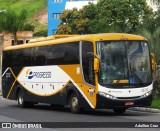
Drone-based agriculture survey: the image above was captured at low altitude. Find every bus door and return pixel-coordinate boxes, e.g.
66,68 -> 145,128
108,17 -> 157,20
81,41 -> 96,108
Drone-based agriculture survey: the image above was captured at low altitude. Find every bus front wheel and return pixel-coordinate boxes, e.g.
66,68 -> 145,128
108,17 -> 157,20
69,93 -> 81,113
113,108 -> 127,114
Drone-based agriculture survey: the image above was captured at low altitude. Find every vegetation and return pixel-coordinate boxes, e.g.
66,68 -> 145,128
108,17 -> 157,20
0,0 -> 47,19
57,0 -> 153,34
0,0 -> 47,35
151,96 -> 160,109
0,9 -> 28,45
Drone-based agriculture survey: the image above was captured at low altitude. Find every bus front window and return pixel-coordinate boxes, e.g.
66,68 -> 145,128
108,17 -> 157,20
97,41 -> 152,86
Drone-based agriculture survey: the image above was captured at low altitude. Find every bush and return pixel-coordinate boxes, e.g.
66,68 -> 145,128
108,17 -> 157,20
153,69 -> 160,98
23,24 -> 35,31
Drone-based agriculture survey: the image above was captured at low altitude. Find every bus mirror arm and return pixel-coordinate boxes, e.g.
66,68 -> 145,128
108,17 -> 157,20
87,52 -> 100,73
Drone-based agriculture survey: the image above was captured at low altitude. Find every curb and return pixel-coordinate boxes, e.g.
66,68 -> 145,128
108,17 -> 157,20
130,107 -> 160,113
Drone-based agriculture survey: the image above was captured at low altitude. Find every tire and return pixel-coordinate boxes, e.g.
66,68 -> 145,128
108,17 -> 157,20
113,108 -> 127,114
69,93 -> 82,113
17,90 -> 33,108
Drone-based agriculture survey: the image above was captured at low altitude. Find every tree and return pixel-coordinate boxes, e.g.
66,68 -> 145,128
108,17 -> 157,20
57,0 -> 153,34
0,9 -> 27,45
56,7 -> 92,34
140,8 -> 160,63
139,6 -> 160,97
141,27 -> 160,63
95,0 -> 153,33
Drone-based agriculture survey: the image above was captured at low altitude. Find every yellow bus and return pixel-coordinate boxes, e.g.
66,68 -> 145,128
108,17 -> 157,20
2,33 -> 153,114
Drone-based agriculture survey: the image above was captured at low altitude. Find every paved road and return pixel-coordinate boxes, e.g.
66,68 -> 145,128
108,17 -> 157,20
0,98 -> 160,131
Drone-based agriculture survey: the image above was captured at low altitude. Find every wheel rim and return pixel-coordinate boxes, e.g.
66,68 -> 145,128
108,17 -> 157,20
18,93 -> 23,105
71,97 -> 78,110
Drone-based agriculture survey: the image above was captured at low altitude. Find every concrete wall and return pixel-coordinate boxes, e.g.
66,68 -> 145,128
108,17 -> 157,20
0,31 -> 33,48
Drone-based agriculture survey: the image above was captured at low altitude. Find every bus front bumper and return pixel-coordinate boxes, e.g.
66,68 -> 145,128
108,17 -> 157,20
96,94 -> 152,109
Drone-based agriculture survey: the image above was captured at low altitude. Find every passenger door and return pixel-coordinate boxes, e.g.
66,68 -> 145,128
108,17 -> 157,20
81,41 -> 96,108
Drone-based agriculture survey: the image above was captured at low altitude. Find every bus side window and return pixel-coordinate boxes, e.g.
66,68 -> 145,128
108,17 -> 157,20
82,41 -> 95,86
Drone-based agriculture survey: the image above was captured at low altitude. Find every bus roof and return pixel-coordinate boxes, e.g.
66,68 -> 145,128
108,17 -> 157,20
4,33 -> 147,51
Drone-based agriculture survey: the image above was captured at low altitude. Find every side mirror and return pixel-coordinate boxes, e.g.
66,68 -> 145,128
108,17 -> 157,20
94,58 -> 99,73
150,53 -> 156,71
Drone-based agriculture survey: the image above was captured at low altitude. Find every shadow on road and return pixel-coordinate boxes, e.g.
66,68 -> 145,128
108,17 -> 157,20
6,103 -> 154,117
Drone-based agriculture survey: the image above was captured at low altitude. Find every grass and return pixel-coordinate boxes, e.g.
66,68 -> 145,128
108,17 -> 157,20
0,0 -> 47,33
0,0 -> 48,34
151,96 -> 160,109
0,0 -> 47,19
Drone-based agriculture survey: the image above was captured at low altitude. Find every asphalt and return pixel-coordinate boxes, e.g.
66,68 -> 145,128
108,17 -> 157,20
0,98 -> 160,131
0,95 -> 160,114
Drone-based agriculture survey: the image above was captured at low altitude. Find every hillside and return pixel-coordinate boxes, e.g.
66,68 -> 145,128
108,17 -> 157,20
0,0 -> 48,34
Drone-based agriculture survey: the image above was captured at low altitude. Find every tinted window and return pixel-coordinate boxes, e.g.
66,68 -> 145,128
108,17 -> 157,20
3,42 -> 80,67
35,42 -> 79,65
82,41 -> 95,86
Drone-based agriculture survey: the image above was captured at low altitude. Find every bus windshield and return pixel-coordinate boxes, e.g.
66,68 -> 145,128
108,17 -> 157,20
97,41 -> 152,86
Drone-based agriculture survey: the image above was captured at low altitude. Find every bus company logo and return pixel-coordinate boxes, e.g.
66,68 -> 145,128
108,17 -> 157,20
26,69 -> 52,79
26,69 -> 33,79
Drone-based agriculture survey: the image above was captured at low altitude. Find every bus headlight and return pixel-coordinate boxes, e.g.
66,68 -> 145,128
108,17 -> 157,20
141,90 -> 152,98
98,92 -> 117,99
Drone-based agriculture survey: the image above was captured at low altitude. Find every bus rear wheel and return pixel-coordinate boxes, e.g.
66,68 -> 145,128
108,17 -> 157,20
69,93 -> 81,113
113,108 -> 126,114
17,90 -> 33,108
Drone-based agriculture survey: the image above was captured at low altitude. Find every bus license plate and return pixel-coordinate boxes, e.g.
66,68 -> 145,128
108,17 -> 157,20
125,102 -> 134,106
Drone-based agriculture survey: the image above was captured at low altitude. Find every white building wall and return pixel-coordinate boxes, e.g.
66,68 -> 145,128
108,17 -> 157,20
65,1 -> 97,10
146,0 -> 158,11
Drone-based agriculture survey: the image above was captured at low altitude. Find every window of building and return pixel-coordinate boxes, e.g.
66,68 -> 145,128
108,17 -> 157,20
53,0 -> 62,2
26,40 -> 29,43
53,13 -> 61,19
12,40 -> 24,45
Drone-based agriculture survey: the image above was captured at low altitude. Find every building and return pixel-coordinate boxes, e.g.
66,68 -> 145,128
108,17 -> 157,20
0,31 -> 33,48
48,0 -> 97,36
146,0 -> 158,11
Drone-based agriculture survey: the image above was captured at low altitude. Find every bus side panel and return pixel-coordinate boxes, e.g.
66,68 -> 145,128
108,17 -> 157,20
2,66 -> 90,108
2,67 -> 23,99
21,82 -> 91,108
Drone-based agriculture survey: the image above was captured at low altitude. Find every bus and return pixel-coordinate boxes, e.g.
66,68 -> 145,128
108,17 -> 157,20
2,33 -> 154,114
